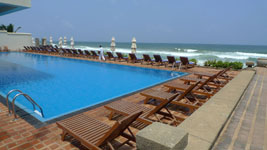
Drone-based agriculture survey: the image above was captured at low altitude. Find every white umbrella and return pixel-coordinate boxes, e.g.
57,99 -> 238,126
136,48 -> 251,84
59,37 -> 63,48
70,37 -> 74,49
49,36 -> 53,45
131,37 -> 137,53
111,37 -> 116,52
64,36 -> 67,45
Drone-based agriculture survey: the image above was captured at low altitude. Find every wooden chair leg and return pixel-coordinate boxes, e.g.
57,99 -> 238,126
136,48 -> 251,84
61,131 -> 67,141
108,111 -> 115,120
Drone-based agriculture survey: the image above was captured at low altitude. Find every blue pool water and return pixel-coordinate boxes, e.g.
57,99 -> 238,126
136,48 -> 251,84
0,52 -> 187,122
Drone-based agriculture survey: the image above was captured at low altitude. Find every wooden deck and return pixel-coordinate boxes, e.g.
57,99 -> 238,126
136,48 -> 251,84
0,52 -> 238,150
213,67 -> 267,150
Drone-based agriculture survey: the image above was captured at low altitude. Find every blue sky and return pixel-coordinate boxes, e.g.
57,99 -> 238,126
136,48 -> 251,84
1,0 -> 267,45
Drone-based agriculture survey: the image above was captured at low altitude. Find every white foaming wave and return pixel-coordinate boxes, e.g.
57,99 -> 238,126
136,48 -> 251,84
183,49 -> 198,52
216,54 -> 249,60
135,50 -> 201,57
235,52 -> 267,58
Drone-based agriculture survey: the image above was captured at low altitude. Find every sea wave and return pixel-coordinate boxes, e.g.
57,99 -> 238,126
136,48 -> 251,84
235,52 -> 267,58
184,49 -> 198,52
215,54 -> 249,60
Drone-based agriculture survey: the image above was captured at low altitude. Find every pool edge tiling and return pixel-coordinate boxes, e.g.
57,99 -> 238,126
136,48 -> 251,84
0,52 -> 188,123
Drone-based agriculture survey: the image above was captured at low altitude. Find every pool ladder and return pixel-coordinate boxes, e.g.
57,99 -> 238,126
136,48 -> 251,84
6,89 -> 44,121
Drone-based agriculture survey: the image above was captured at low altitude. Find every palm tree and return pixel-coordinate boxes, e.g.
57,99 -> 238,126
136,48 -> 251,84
0,24 -> 21,32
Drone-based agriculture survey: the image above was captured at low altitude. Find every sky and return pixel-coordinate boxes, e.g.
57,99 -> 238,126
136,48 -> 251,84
1,0 -> 267,45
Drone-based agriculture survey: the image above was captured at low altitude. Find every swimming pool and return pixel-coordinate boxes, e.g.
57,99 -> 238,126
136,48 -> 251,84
0,52 -> 187,122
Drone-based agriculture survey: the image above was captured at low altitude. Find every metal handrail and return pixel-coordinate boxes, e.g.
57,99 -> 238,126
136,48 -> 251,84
6,89 -> 23,115
11,93 -> 44,120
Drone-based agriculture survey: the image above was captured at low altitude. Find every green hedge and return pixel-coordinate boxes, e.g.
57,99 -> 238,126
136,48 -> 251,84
189,58 -> 197,64
204,60 -> 243,70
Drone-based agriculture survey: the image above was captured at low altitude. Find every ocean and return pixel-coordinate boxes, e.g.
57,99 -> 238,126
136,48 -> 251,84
61,42 -> 267,66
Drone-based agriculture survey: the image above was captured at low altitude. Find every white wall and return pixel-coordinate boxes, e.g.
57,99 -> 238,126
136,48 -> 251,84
0,30 -> 32,51
0,0 -> 31,8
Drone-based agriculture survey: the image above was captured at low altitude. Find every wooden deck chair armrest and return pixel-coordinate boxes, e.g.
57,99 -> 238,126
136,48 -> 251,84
192,90 -> 212,98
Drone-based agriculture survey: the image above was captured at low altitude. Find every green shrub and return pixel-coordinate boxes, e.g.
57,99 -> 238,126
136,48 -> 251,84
204,59 -> 243,70
189,58 -> 197,64
204,60 -> 217,67
175,58 -> 180,61
122,53 -> 128,57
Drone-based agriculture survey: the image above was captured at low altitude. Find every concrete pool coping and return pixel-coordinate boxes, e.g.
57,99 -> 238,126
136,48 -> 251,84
175,69 -> 256,150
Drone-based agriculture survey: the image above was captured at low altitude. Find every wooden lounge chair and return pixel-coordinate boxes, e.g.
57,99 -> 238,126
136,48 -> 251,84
84,50 -> 92,58
116,52 -> 128,62
72,49 -> 79,56
180,57 -> 195,69
142,54 -> 154,65
183,68 -> 229,87
77,49 -> 85,57
105,96 -> 185,126
128,53 -> 143,63
106,52 -> 117,61
194,67 -> 233,82
57,111 -> 143,150
153,55 -> 168,66
166,56 -> 181,69
141,81 -> 203,113
91,51 -> 99,59
66,49 -> 73,56
176,74 -> 220,96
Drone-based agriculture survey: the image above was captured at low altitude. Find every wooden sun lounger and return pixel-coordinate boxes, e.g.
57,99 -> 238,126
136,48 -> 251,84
194,67 -> 233,82
72,49 -> 79,56
142,54 -> 154,65
116,52 -> 128,62
141,81 -> 203,113
106,52 -> 117,61
180,57 -> 195,69
105,98 -> 185,126
166,56 -> 181,69
57,111 -> 143,150
84,50 -> 92,58
154,55 -> 167,66
128,53 -> 143,63
91,51 -> 99,59
77,49 -> 85,57
179,74 -> 220,95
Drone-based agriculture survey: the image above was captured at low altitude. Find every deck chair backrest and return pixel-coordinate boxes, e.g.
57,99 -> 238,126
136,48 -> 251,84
116,52 -> 123,59
72,50 -> 78,54
84,50 -> 91,55
146,93 -> 180,118
129,53 -> 137,60
97,111 -> 143,146
107,52 -> 114,58
167,56 -> 176,64
66,49 -> 73,54
91,51 -> 97,56
176,81 -> 201,100
180,57 -> 189,65
78,50 -> 83,55
154,55 -> 162,62
197,74 -> 217,90
147,81 -> 201,118
219,67 -> 230,77
143,54 -> 151,61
